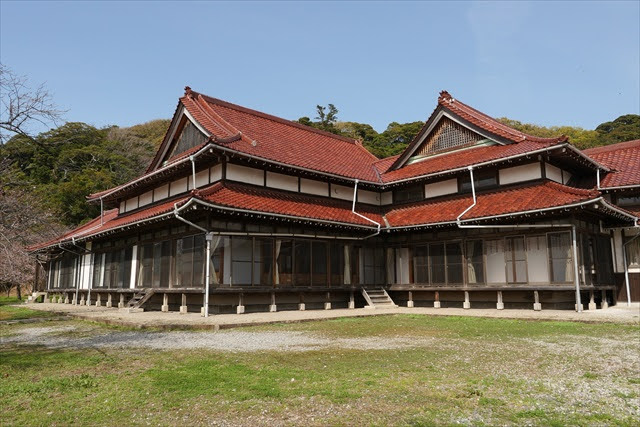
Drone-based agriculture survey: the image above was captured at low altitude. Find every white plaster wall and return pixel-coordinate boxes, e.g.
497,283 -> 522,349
266,171 -> 298,192
210,164 -> 222,182
125,197 -> 139,212
227,164 -> 264,186
188,169 -> 210,189
499,163 -> 542,185
154,184 -> 169,201
331,184 -> 353,201
381,191 -> 393,205
119,201 -> 125,212
546,163 -> 563,183
139,191 -> 153,207
425,178 -> 458,199
358,189 -> 380,205
170,177 -> 188,196
562,170 -> 573,185
300,178 -> 328,196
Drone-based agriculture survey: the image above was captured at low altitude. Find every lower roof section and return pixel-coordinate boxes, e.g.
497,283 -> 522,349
30,180 -> 638,253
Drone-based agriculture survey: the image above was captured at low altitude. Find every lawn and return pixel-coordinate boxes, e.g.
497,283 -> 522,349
0,296 -> 57,321
1,314 -> 638,426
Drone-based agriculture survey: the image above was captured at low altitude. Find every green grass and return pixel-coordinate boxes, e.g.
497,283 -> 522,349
1,315 -> 639,426
0,296 -> 56,321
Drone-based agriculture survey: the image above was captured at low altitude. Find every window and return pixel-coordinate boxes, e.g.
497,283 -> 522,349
138,241 -> 171,288
526,236 -> 549,283
102,248 -> 133,288
446,242 -> 463,284
617,196 -> 640,207
548,232 -> 573,283
413,245 -> 429,283
275,239 -> 293,285
393,184 -> 423,203
58,255 -> 76,288
625,236 -> 640,269
466,240 -> 484,284
429,243 -> 446,284
231,237 -> 252,285
362,247 -> 385,285
486,239 -> 506,284
176,235 -> 205,287
505,237 -> 527,284
253,238 -> 273,286
460,170 -> 497,193
330,242 -> 345,286
92,254 -> 104,288
312,241 -> 328,286
294,240 -> 311,286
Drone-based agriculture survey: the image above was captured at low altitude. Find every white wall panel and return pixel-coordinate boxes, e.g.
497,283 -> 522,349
227,164 -> 264,186
331,184 -> 353,201
300,178 -> 328,196
499,163 -> 541,185
266,171 -> 298,192
170,177 -> 188,196
425,178 -> 458,199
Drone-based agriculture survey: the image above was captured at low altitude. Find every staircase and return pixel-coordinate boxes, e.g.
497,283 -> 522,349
125,289 -> 155,310
361,288 -> 397,309
26,292 -> 47,304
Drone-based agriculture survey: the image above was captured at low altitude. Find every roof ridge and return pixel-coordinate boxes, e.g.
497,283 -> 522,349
438,90 -> 568,144
193,91 -> 363,146
583,139 -> 640,155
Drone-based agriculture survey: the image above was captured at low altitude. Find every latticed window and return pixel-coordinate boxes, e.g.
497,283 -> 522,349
416,117 -> 482,157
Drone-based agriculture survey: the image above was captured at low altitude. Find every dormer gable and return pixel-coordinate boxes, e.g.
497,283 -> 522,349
389,90 -> 568,171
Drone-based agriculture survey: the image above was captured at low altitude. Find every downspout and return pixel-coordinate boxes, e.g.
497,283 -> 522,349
190,155 -> 197,190
351,179 -> 381,239
622,230 -> 640,307
456,167 -> 583,312
174,202 -> 212,317
596,169 -> 601,191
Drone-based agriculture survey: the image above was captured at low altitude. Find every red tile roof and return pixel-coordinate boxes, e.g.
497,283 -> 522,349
180,91 -> 381,182
583,140 -> 640,188
380,140 -> 558,183
37,179 -> 638,253
385,181 -> 601,227
193,182 -> 384,227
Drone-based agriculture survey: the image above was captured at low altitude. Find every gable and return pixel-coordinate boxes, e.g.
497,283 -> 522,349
166,117 -> 208,161
411,117 -> 487,160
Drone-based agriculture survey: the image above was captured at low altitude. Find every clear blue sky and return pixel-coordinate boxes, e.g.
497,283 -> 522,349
1,1 -> 639,133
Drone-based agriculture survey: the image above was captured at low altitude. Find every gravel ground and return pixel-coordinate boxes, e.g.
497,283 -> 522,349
0,324 -> 421,352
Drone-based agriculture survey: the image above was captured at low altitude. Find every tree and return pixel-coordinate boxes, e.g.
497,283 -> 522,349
0,64 -> 65,144
315,104 -> 339,131
595,114 -> 640,146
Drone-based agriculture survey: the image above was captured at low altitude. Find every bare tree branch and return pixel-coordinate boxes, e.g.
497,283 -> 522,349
0,64 -> 66,144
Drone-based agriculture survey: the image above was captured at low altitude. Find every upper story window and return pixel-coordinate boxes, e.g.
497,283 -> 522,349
459,170 -> 497,193
393,184 -> 423,203
413,117 -> 483,158
617,196 -> 640,207
168,120 -> 207,159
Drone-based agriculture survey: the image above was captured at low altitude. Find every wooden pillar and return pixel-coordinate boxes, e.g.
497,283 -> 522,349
237,293 -> 245,314
434,291 -> 441,308
324,292 -> 331,310
496,291 -> 504,310
34,261 -> 40,293
533,291 -> 541,311
407,291 -> 414,308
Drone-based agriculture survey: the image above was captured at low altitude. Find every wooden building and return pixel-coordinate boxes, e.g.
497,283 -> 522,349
29,89 -> 639,314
